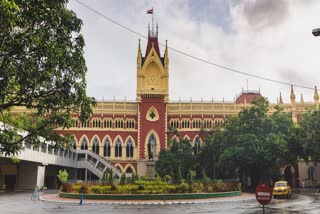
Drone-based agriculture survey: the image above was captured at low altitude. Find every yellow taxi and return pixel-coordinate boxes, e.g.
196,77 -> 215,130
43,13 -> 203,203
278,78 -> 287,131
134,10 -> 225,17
273,181 -> 292,199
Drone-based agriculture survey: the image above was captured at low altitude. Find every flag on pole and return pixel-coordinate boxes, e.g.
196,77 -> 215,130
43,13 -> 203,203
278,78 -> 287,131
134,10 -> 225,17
147,8 -> 153,14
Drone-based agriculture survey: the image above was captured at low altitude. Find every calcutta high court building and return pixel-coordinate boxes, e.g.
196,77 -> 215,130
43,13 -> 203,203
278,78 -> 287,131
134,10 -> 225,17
57,25 -> 320,180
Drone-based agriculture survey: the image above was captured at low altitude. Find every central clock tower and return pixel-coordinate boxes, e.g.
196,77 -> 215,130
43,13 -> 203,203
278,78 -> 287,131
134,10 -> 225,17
136,26 -> 169,175
136,26 -> 169,102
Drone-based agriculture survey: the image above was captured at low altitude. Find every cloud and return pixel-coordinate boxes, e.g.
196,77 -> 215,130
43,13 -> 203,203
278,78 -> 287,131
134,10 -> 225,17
69,0 -> 320,104
242,0 -> 289,29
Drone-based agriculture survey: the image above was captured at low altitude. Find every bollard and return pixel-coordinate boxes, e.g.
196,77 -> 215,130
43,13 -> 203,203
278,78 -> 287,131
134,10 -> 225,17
80,195 -> 83,205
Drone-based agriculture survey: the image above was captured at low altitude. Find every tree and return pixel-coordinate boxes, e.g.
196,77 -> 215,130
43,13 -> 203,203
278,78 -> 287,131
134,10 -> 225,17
216,98 -> 295,188
196,128 -> 225,179
156,138 -> 193,182
57,169 -> 68,183
0,0 -> 94,155
299,107 -> 320,162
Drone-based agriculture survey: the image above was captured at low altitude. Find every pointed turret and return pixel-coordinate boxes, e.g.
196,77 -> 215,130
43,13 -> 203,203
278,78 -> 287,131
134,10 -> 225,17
314,86 -> 319,106
164,40 -> 169,69
137,39 -> 142,69
144,24 -> 161,59
279,92 -> 283,104
300,93 -> 304,104
290,85 -> 296,105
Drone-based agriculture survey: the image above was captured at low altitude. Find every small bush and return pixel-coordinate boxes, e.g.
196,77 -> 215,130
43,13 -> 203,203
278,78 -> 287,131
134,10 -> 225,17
91,186 -> 101,194
216,180 -> 227,192
79,184 -> 89,194
100,186 -> 112,194
61,183 -> 73,193
176,183 -> 189,193
137,184 -> 145,191
111,183 -> 118,191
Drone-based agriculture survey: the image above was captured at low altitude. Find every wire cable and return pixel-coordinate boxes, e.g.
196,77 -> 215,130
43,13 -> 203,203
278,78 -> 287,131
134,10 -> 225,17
74,0 -> 318,91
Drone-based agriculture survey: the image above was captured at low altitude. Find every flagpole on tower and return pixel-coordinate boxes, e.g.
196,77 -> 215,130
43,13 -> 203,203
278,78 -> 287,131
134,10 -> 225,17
152,7 -> 154,35
147,8 -> 154,36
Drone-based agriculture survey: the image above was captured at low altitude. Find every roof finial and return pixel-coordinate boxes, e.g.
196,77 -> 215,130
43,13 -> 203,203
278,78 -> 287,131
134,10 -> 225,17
300,93 -> 304,104
314,86 -> 319,104
279,92 -> 283,104
156,23 -> 158,36
290,85 -> 295,105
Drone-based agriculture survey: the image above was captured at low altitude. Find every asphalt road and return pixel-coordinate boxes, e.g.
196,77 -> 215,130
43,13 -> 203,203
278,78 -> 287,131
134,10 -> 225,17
0,189 -> 319,214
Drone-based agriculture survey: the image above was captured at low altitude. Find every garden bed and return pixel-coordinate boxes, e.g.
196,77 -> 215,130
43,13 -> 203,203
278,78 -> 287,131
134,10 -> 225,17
59,190 -> 241,200
59,180 -> 241,200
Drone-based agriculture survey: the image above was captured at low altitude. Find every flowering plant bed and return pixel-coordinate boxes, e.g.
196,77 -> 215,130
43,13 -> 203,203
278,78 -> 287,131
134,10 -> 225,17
59,190 -> 241,200
60,180 -> 240,196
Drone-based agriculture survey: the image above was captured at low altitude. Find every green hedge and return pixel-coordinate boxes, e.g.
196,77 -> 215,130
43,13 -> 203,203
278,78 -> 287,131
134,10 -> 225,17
59,190 -> 241,200
61,180 -> 240,195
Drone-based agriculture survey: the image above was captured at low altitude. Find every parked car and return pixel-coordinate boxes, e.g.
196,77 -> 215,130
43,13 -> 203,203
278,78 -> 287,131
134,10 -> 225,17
273,181 -> 292,199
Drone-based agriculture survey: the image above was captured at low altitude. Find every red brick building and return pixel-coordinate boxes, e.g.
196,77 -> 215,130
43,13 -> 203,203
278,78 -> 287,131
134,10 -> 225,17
57,26 -> 320,177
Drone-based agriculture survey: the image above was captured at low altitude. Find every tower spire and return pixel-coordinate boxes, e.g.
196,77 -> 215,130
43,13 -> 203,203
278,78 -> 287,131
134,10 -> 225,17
314,86 -> 319,106
290,85 -> 296,105
137,39 -> 142,69
279,92 -> 283,104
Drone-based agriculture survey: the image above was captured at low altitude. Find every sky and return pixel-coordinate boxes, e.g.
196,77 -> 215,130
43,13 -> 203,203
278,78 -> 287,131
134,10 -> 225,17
68,0 -> 320,103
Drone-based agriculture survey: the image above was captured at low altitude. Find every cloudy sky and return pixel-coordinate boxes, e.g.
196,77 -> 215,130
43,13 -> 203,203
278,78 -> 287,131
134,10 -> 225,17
68,0 -> 320,103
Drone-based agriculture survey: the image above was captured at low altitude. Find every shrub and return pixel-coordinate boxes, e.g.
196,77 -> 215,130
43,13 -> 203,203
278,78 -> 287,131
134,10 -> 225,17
165,185 -> 176,193
216,180 -> 227,192
100,186 -> 112,194
79,184 -> 89,194
176,183 -> 189,193
137,184 -> 145,191
72,185 -> 81,193
91,185 -> 101,194
61,183 -> 73,193
120,173 -> 126,185
111,183 -> 118,191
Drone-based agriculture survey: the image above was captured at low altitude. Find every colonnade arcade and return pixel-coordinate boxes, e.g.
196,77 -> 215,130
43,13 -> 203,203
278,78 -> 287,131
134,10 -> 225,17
72,135 -> 138,160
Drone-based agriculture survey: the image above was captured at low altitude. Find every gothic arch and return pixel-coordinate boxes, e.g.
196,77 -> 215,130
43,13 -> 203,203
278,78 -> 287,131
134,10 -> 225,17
102,135 -> 111,157
142,52 -> 165,75
113,135 -> 124,146
79,135 -> 89,150
114,164 -> 124,173
124,164 -> 137,174
144,130 -> 161,160
102,135 -> 112,146
124,136 -> 136,147
71,135 -> 78,147
193,135 -> 202,155
90,135 -> 101,146
192,135 -> 203,146
183,135 -> 191,141
171,135 -> 180,143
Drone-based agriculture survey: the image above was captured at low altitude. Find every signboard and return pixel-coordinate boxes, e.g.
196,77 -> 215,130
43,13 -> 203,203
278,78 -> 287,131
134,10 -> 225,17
255,184 -> 272,205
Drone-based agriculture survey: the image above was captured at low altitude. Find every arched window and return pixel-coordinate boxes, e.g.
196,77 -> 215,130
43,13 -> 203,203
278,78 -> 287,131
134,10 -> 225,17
126,139 -> 134,158
115,138 -> 122,157
194,137 -> 201,155
80,138 -> 88,150
104,119 -> 112,128
92,137 -> 100,154
147,134 -> 156,160
126,166 -> 133,174
103,138 -> 111,157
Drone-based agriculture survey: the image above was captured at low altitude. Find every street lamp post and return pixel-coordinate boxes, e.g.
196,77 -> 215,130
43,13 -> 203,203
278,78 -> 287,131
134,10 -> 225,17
312,28 -> 320,37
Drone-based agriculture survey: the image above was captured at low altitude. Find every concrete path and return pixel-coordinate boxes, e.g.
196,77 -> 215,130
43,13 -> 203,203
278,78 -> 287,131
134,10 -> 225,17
40,192 -> 255,205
